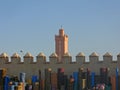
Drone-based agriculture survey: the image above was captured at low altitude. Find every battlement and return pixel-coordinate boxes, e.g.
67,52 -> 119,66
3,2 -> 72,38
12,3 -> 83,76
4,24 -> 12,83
0,52 -> 120,79
0,52 -> 120,64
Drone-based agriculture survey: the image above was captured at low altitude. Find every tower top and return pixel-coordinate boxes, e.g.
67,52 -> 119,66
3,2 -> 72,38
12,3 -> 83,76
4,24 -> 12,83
55,28 -> 68,62
59,28 -> 64,36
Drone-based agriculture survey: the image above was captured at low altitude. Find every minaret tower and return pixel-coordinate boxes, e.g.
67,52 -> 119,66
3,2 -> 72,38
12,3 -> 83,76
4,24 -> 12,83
55,28 -> 68,62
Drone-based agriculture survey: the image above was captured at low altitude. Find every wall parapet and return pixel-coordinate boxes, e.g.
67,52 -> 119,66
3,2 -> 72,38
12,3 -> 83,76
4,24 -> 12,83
0,52 -> 120,79
0,52 -> 119,64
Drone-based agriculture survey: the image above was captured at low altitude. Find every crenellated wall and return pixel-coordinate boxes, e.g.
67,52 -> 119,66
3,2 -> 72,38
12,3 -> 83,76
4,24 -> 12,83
0,52 -> 120,79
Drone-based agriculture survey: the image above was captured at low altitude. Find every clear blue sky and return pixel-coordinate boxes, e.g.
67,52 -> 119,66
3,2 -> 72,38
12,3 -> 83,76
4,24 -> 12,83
0,0 -> 120,60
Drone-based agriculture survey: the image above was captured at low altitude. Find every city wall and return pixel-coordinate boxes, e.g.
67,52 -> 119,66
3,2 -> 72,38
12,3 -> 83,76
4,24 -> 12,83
0,52 -> 120,79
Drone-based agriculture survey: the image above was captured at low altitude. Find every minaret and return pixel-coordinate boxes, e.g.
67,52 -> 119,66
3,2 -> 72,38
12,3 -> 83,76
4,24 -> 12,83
55,28 -> 68,62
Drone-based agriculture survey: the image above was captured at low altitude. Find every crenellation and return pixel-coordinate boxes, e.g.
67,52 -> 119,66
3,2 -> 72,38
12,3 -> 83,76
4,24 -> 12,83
0,52 -> 9,58
62,53 -> 72,64
0,52 -> 120,64
11,53 -> 20,58
89,52 -> 99,64
0,28 -> 119,90
11,56 -> 21,64
36,56 -> 46,64
0,52 -> 9,64
49,53 -> 58,64
76,57 -> 85,65
89,56 -> 99,63
0,52 -> 120,79
89,54 -> 101,75
23,52 -> 34,64
24,57 -> 34,64
36,53 -> 46,64
76,52 -> 85,64
103,52 -> 113,69
11,53 -> 21,64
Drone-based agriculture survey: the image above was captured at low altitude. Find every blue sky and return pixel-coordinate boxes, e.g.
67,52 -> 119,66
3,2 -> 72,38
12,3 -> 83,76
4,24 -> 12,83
0,0 -> 120,60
